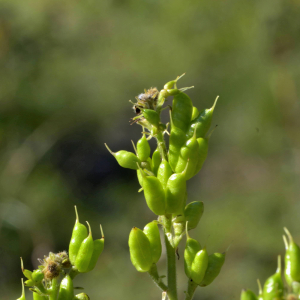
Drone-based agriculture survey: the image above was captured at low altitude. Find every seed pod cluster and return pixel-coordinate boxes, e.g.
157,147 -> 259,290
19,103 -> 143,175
69,207 -> 104,273
184,231 -> 225,286
128,222 -> 162,272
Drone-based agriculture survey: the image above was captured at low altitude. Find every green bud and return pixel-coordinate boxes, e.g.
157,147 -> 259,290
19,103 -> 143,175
75,222 -> 94,273
199,252 -> 226,287
262,256 -> 284,300
284,228 -> 300,284
105,144 -> 141,170
57,274 -> 74,300
137,135 -> 151,162
184,201 -> 204,230
241,289 -> 258,300
33,293 -> 47,300
143,221 -> 162,264
17,279 -> 26,300
191,247 -> 209,284
24,279 -> 34,287
74,293 -> 90,300
128,227 -> 153,272
69,206 -> 88,265
32,269 -> 44,282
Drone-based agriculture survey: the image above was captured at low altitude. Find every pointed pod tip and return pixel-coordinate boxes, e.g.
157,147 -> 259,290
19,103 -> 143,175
104,143 -> 114,156
211,96 -> 219,111
86,221 -> 92,237
276,255 -> 281,273
257,278 -> 262,294
283,227 -> 293,243
74,205 -> 79,223
20,257 -> 24,270
100,224 -> 104,238
283,235 -> 289,250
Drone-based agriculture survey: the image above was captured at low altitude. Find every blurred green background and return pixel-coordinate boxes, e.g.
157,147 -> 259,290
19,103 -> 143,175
0,0 -> 299,299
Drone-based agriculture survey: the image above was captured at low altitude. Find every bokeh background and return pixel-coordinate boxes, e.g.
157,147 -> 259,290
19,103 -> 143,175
0,0 -> 299,299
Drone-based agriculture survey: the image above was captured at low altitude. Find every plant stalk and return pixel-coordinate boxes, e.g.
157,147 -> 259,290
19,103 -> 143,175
184,279 -> 198,300
164,232 -> 178,300
148,264 -> 168,292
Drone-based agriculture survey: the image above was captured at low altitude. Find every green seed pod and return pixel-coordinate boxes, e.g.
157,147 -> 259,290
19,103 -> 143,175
69,206 -> 88,265
193,138 -> 208,176
143,221 -> 162,264
262,256 -> 284,300
20,258 -> 32,280
85,225 -> 105,272
33,293 -> 47,300
199,252 -> 226,287
151,148 -> 161,177
175,131 -> 199,180
169,125 -> 186,172
32,269 -> 44,282
284,228 -> 300,284
184,201 -> 204,230
191,247 -> 209,284
186,96 -> 218,139
157,159 -> 173,188
137,135 -> 151,162
75,222 -> 94,273
74,293 -> 90,300
241,289 -> 258,300
17,279 -> 26,300
24,279 -> 34,287
191,106 -> 200,121
105,144 -> 141,170
184,231 -> 201,279
172,92 -> 193,134
139,167 -> 166,215
57,274 -> 74,300
128,227 -> 153,272
165,169 -> 187,215
142,109 -> 160,127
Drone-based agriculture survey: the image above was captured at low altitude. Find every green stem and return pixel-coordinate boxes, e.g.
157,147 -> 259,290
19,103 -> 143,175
184,280 -> 198,300
164,232 -> 178,300
155,131 -> 168,161
148,264 -> 168,292
69,266 -> 79,280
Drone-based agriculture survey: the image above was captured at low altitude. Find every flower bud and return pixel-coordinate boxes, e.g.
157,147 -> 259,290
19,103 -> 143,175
240,289 -> 258,300
32,269 -> 44,282
74,293 -> 90,300
142,109 -> 160,128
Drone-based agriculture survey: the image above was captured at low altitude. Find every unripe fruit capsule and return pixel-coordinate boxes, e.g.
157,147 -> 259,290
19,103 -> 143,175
184,230 -> 201,279
85,225 -> 105,272
165,168 -> 187,215
262,256 -> 284,300
191,247 -> 209,284
151,148 -> 161,176
199,252 -> 226,286
184,201 -> 204,230
157,159 -> 173,188
284,227 -> 300,283
32,269 -> 44,282
57,274 -> 74,300
74,293 -> 90,300
240,289 -> 258,300
186,96 -> 218,139
128,227 -> 153,272
139,166 -> 166,215
137,135 -> 151,162
105,144 -> 141,170
143,221 -> 162,264
69,206 -> 88,265
169,125 -> 186,172
142,109 -> 160,127
75,222 -> 94,273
